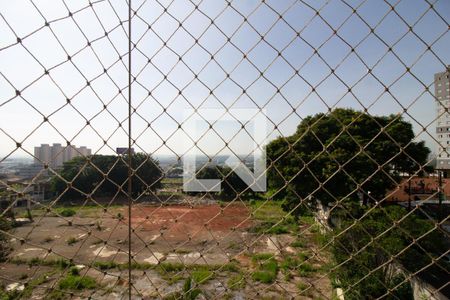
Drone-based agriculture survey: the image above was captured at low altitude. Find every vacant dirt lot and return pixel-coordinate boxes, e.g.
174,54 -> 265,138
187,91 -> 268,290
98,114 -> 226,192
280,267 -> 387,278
0,202 -> 333,299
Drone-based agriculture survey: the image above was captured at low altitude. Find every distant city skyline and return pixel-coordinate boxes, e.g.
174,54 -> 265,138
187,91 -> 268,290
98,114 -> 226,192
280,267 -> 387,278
33,143 -> 91,167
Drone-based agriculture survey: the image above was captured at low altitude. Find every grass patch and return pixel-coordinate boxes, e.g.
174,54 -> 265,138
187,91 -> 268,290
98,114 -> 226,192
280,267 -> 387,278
312,231 -> 329,247
249,200 -> 285,221
93,261 -> 151,271
297,282 -> 314,297
2,271 -> 58,299
248,199 -> 321,235
93,261 -> 120,270
297,251 -> 309,261
252,258 -> 278,284
249,220 -> 297,235
12,258 -> 73,269
290,240 -> 305,248
129,262 -> 152,270
59,274 -> 97,290
227,274 -> 245,290
280,256 -> 301,272
192,269 -> 213,283
251,253 -> 273,262
297,282 -> 309,291
299,216 -> 315,225
267,225 -> 289,234
163,277 -> 201,300
298,262 -> 316,277
252,270 -> 276,283
163,274 -> 184,285
157,262 -> 185,274
45,290 -> 66,300
221,261 -> 240,273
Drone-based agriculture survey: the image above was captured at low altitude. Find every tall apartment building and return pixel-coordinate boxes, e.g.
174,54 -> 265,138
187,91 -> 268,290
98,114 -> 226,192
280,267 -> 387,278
34,143 -> 92,168
435,66 -> 450,169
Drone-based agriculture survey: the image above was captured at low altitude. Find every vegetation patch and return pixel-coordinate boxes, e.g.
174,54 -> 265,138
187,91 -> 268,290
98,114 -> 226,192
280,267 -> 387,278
12,257 -> 73,269
297,262 -> 316,277
252,258 -> 278,284
59,208 -> 76,217
59,268 -> 97,290
290,239 -> 305,248
227,274 -> 245,290
251,253 -> 273,262
163,277 -> 201,300
66,237 -> 79,246
191,269 -> 213,284
59,274 -> 97,290
93,261 -> 120,270
157,262 -> 185,273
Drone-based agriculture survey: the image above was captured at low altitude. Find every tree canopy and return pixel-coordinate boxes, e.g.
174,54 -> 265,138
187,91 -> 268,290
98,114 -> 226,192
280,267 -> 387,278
330,204 -> 447,300
51,153 -> 162,200
266,109 -> 430,215
193,165 -> 251,199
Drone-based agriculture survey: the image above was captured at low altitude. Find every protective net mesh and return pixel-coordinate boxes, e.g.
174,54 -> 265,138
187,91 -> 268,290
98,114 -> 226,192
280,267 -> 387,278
0,0 -> 449,299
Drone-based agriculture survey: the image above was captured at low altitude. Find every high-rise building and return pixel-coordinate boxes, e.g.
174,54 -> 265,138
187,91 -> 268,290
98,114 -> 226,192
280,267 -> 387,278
39,144 -> 50,165
33,144 -> 91,168
51,143 -> 63,167
435,66 -> 450,169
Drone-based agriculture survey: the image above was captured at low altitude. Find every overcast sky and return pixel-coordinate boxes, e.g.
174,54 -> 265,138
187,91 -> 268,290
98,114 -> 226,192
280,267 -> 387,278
0,0 -> 449,161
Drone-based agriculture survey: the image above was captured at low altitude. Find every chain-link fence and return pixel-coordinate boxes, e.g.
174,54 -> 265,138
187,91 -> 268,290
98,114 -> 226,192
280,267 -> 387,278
0,0 -> 449,299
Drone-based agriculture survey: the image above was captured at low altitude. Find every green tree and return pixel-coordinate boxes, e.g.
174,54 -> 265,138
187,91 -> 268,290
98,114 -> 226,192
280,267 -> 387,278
266,109 -> 430,215
330,204 -> 447,300
51,153 -> 162,200
194,165 -> 251,199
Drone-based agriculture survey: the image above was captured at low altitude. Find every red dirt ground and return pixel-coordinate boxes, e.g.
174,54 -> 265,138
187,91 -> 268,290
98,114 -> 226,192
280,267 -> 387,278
129,203 -> 252,239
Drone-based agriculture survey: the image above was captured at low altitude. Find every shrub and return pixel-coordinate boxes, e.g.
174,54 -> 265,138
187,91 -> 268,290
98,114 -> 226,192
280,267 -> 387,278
60,208 -> 76,217
267,225 -> 289,234
69,266 -> 80,276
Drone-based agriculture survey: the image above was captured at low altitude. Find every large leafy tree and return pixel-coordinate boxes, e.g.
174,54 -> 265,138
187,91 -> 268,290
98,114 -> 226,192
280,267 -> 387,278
193,165 -> 250,199
266,109 -> 430,215
51,153 -> 162,200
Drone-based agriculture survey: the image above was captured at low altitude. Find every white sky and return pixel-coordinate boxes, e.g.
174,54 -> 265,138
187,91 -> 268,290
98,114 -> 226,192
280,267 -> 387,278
0,0 -> 449,161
